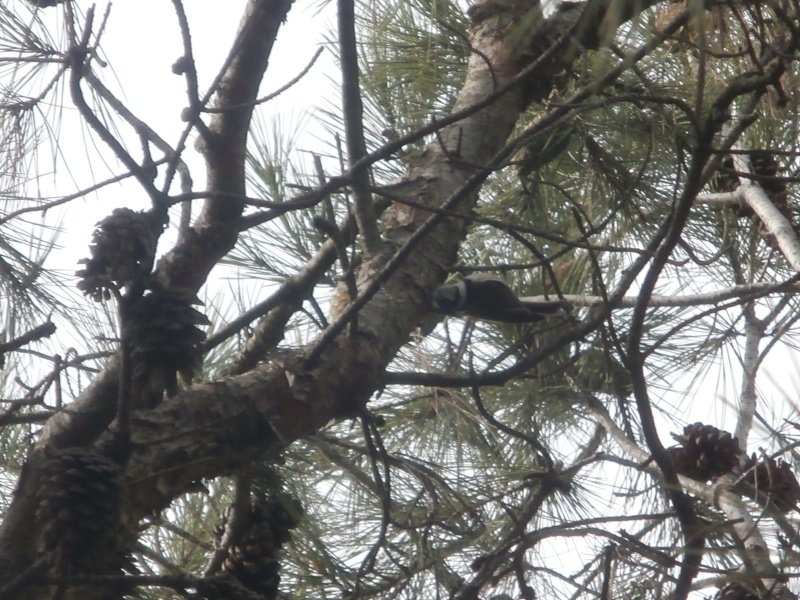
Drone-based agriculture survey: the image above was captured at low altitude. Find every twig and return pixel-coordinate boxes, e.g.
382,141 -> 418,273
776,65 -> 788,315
85,71 -> 193,206
0,167 -> 161,227
314,217 -> 359,336
66,10 -> 166,211
0,556 -> 50,600
468,372 -> 554,471
203,47 -> 324,112
337,0 -> 382,255
169,0 -> 201,115
352,416 -> 392,590
0,321 -> 56,359
600,544 -> 614,600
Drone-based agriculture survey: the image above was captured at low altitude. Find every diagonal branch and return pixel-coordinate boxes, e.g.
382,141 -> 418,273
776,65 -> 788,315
731,148 -> 800,269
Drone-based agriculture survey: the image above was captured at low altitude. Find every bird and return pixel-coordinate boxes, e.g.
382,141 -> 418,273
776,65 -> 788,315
432,274 -> 568,323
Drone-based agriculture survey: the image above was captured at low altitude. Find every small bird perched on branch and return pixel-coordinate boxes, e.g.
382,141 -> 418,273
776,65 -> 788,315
432,274 -> 568,323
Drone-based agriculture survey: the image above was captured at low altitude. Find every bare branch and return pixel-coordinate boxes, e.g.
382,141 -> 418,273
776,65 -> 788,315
336,0 -> 383,256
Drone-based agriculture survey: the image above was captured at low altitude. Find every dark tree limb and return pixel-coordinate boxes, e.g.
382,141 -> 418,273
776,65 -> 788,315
337,0 -> 382,256
0,322 -> 56,366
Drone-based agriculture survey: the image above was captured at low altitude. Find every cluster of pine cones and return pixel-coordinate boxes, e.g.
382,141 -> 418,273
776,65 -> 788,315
669,423 -> 740,482
738,454 -> 800,514
715,580 -> 799,600
76,209 -> 209,407
670,423 -> 800,599
669,422 -> 800,514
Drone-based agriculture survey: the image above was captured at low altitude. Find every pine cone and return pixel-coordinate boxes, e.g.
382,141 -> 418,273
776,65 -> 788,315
76,208 -> 162,301
737,454 -> 800,514
126,287 -> 209,405
36,448 -> 124,566
217,495 -> 302,599
669,423 -> 741,482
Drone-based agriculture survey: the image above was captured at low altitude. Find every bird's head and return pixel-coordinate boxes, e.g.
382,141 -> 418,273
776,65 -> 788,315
431,281 -> 466,315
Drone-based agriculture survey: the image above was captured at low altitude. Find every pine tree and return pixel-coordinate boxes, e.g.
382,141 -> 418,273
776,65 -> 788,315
1,1 -> 800,599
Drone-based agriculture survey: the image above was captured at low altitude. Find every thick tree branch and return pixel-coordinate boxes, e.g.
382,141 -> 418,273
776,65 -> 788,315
36,0 -> 292,451
118,0 -> 671,539
0,0 -> 711,592
0,0 -> 293,583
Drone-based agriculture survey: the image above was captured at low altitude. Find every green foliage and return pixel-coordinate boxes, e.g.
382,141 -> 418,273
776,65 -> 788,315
2,0 -> 800,599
